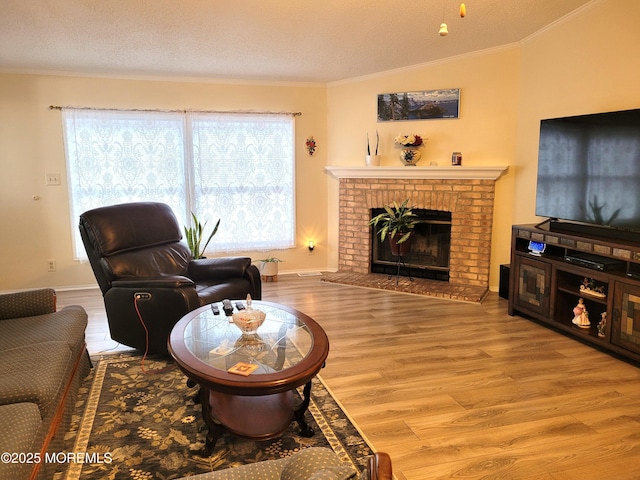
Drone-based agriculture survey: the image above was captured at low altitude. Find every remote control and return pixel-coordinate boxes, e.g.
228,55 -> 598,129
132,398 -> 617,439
235,302 -> 245,310
222,299 -> 234,316
211,304 -> 220,315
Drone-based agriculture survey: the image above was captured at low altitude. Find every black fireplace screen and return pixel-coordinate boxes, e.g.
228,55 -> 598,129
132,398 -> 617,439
370,208 -> 451,281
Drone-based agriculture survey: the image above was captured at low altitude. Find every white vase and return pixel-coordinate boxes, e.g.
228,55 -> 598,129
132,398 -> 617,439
365,155 -> 381,167
400,149 -> 421,166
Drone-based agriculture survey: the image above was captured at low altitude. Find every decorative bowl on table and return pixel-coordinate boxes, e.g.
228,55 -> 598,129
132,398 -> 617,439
232,309 -> 266,334
234,333 -> 267,355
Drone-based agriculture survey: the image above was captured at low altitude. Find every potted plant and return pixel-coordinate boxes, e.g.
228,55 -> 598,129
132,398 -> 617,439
366,130 -> 380,166
369,199 -> 418,256
257,256 -> 283,280
184,212 -> 220,259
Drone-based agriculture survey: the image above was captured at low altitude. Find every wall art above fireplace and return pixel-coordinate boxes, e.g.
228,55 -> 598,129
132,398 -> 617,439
377,88 -> 460,122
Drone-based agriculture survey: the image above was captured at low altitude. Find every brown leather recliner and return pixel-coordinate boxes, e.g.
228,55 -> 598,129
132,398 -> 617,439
79,202 -> 261,354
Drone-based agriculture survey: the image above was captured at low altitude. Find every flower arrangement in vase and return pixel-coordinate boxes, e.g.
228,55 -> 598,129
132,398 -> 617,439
394,134 -> 424,166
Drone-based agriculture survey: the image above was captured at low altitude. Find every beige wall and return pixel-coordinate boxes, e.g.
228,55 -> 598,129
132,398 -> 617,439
0,75 -> 328,290
514,0 -> 640,225
2,0 -> 639,292
325,47 -> 521,287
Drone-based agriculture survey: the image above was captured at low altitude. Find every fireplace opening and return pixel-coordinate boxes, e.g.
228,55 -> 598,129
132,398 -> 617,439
370,208 -> 451,281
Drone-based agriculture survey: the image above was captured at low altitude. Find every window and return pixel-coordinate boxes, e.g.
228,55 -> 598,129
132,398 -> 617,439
63,109 -> 295,259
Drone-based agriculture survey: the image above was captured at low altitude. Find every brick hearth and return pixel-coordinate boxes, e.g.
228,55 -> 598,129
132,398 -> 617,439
323,166 -> 507,302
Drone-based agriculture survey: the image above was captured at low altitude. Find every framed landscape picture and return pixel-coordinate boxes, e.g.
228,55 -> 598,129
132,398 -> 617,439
377,88 -> 460,122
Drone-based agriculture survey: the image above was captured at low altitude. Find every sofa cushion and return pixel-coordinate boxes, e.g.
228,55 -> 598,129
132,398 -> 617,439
175,448 -> 358,480
178,457 -> 288,479
307,467 -> 357,480
0,306 -> 87,359
0,342 -> 72,420
0,402 -> 42,480
280,448 -> 356,480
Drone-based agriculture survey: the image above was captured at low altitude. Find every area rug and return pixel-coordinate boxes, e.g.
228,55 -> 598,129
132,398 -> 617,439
57,353 -> 372,480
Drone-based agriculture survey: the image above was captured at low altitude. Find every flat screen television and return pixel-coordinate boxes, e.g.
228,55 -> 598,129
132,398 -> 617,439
535,108 -> 640,239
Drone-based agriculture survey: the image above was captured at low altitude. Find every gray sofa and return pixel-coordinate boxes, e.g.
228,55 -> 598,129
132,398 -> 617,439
0,288 -> 91,480
178,447 -> 393,480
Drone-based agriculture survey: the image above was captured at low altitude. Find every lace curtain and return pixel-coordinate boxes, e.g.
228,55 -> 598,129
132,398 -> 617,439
63,108 -> 295,259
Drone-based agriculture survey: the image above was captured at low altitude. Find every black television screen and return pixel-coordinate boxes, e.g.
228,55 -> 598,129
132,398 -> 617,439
535,108 -> 640,233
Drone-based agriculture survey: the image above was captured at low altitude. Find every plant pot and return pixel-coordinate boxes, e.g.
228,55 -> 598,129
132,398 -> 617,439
365,155 -> 381,167
389,233 -> 413,256
259,261 -> 279,280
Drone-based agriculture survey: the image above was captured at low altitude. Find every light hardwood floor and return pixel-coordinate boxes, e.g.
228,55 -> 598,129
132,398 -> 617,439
57,275 -> 640,480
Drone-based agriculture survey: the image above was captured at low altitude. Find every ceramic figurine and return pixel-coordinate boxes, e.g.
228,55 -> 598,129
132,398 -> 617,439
572,298 -> 590,328
598,312 -> 607,337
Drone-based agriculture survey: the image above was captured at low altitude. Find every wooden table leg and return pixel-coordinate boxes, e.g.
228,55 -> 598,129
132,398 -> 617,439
199,386 -> 225,455
294,380 -> 314,437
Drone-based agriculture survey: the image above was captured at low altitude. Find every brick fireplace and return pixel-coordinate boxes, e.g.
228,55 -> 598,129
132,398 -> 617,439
324,166 -> 507,299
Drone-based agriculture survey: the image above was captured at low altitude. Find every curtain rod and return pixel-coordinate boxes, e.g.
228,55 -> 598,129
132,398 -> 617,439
49,105 -> 301,116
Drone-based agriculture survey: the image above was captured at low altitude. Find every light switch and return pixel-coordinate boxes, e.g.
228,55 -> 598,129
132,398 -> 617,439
46,173 -> 61,186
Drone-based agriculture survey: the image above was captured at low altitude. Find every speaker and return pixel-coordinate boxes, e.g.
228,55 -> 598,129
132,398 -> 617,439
499,264 -> 510,299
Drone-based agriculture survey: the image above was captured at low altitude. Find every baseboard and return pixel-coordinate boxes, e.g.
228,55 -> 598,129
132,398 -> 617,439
0,284 -> 100,295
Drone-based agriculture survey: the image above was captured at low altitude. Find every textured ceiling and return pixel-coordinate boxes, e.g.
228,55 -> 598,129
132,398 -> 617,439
0,0 -> 593,84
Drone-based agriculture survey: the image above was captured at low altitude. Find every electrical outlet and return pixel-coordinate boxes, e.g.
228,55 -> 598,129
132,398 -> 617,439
46,173 -> 61,186
47,259 -> 56,272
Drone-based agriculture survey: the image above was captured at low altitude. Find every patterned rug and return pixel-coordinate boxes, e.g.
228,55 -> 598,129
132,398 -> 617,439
57,353 -> 372,480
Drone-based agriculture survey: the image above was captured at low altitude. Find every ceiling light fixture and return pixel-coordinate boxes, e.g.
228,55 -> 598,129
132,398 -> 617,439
439,0 -> 448,36
439,2 -> 466,36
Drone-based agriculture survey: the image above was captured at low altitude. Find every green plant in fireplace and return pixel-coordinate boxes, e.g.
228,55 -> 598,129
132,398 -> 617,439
368,199 -> 417,245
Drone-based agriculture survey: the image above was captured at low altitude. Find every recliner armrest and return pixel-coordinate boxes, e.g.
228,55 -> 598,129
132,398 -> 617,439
188,257 -> 253,281
112,276 -> 195,289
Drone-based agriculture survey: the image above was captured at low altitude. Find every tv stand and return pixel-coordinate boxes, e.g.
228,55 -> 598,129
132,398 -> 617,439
509,224 -> 640,364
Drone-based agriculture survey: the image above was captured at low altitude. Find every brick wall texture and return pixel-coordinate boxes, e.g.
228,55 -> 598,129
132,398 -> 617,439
337,177 -> 497,287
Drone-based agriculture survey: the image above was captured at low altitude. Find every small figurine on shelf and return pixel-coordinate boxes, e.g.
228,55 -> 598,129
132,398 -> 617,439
572,298 -> 590,328
580,277 -> 606,298
598,312 -> 607,337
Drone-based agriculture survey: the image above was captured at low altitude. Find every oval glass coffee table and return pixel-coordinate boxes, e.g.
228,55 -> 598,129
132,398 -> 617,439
168,300 -> 330,454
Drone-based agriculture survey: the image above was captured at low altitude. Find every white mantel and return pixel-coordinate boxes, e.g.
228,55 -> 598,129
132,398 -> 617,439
324,165 -> 508,180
